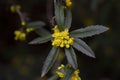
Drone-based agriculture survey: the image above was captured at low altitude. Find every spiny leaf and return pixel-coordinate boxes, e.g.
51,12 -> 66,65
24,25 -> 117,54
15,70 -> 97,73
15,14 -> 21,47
64,8 -> 72,29
73,38 -> 95,58
65,47 -> 78,69
27,21 -> 45,28
41,47 -> 59,77
29,36 -> 52,44
70,25 -> 109,38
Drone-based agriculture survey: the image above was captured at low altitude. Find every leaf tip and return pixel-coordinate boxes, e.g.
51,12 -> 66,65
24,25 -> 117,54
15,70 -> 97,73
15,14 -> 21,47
41,73 -> 45,77
101,26 -> 109,31
90,54 -> 96,58
105,27 -> 109,31
28,41 -> 34,44
88,50 -> 96,58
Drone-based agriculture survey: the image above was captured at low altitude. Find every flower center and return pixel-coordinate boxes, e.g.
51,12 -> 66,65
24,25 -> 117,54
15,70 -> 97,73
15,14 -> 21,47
52,25 -> 74,48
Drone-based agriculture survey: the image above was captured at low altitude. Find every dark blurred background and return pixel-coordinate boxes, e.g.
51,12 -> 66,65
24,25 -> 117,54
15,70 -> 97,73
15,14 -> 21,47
0,0 -> 120,80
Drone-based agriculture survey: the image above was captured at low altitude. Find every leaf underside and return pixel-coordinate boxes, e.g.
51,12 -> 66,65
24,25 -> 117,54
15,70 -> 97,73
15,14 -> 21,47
65,47 -> 78,69
73,38 -> 95,58
41,47 -> 59,77
70,25 -> 109,38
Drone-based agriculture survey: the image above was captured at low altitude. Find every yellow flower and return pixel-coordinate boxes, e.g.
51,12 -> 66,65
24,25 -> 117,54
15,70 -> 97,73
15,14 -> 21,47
26,28 -> 35,33
70,76 -> 81,80
66,0 -> 72,7
52,25 -> 74,48
14,30 -> 26,41
57,64 -> 64,70
70,69 -> 81,80
10,5 -> 21,13
53,25 -> 60,33
14,28 -> 35,41
56,64 -> 65,78
21,21 -> 26,26
56,71 -> 65,78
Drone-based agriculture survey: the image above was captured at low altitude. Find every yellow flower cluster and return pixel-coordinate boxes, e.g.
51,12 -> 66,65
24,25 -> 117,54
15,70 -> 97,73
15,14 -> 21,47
14,28 -> 34,41
66,0 -> 72,7
56,64 -> 65,78
52,25 -> 74,48
10,5 -> 21,13
14,30 -> 26,41
70,70 -> 81,80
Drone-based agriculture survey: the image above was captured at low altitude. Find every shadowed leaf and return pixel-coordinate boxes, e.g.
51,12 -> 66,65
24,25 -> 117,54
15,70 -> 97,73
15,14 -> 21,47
41,47 -> 59,77
35,28 -> 51,37
48,74 -> 58,80
27,21 -> 45,28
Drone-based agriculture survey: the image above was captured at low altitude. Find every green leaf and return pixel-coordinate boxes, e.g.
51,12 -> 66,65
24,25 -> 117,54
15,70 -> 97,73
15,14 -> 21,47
65,47 -> 78,69
59,6 -> 65,28
73,38 -> 95,58
35,28 -> 51,37
61,68 -> 74,80
48,74 -> 58,80
41,47 -> 59,77
70,25 -> 109,38
64,8 -> 72,29
54,0 -> 60,25
27,21 -> 45,28
29,36 -> 52,44
54,0 -> 64,30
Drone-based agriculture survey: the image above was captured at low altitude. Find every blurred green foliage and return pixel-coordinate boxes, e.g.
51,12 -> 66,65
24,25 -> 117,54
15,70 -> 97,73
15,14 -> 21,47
0,0 -> 120,80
